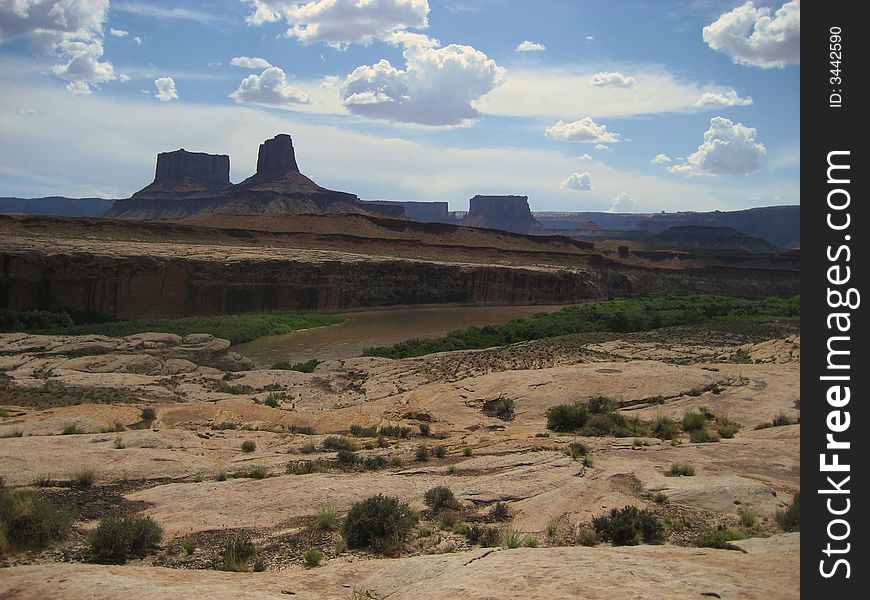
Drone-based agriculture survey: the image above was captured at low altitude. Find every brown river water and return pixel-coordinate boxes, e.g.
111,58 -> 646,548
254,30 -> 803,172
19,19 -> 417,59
233,304 -> 570,367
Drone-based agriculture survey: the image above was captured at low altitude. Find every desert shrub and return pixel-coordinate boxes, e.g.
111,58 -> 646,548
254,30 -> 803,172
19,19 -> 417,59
717,422 -> 740,439
592,506 -> 663,546
140,407 -> 156,422
241,440 -> 256,453
415,445 -> 430,462
316,506 -> 340,531
463,446 -> 473,457
423,486 -> 460,512
32,474 -> 54,488
192,472 -> 204,483
772,413 -> 797,427
336,450 -> 358,466
90,516 -> 163,564
670,463 -> 695,476
263,393 -> 281,408
379,425 -> 411,438
299,442 -> 317,454
652,416 -> 679,440
212,380 -> 253,395
243,465 -> 269,479
215,470 -> 227,481
287,360 -> 321,373
464,525 -> 501,547
433,446 -> 447,459
687,386 -> 706,397
222,535 -> 257,571
581,411 -> 639,437
489,501 -> 511,522
483,397 -> 515,421
698,527 -> 744,549
341,495 -> 418,556
350,424 -> 378,438
61,423 -> 81,435
681,411 -> 707,431
689,428 -> 719,443
566,441 -> 588,459
739,511 -> 757,527
776,492 -> 800,532
288,425 -> 316,435
438,509 -> 461,530
418,423 -> 430,437
576,525 -> 598,546
524,535 -> 539,548
501,529 -> 525,549
587,396 -> 617,414
0,488 -> 72,553
212,421 -> 238,430
546,403 -> 589,432
73,468 -> 97,488
302,547 -> 323,567
183,539 -> 197,555
653,492 -> 669,504
362,455 -> 387,470
286,461 -> 320,475
113,437 -> 126,449
323,436 -> 356,452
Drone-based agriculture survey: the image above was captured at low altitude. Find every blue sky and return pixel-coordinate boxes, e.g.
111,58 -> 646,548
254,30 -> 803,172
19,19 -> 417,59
0,0 -> 800,212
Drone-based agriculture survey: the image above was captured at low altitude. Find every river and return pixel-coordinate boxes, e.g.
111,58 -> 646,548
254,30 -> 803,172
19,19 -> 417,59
233,304 -> 570,367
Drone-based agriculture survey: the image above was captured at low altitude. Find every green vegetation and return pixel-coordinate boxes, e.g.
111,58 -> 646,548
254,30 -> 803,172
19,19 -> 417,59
755,413 -> 798,429
482,397 -> 515,421
341,495 -> 418,556
242,465 -> 269,479
222,535 -> 258,571
182,539 -> 197,555
681,410 -> 707,431
501,529 -> 525,549
463,525 -> 501,547
241,440 -> 256,453
323,436 -> 357,452
363,296 -> 800,358
73,468 -> 98,488
423,486 -> 461,512
0,486 -> 72,554
670,463 -> 696,477
379,425 -> 412,438
566,441 -> 588,459
302,547 -> 324,567
415,445 -> 430,462
350,424 -> 378,438
776,492 -> 800,532
0,309 -> 344,345
689,428 -> 720,443
489,501 -> 511,522
698,527 -> 745,549
652,416 -> 679,440
90,516 -> 163,564
592,506 -> 664,546
316,506 -> 341,531
739,511 -> 757,527
272,359 -> 322,373
336,449 -> 358,466
546,403 -> 589,432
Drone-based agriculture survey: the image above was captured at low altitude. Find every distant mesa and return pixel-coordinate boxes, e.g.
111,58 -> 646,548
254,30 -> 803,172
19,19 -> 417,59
106,134 -> 400,220
365,200 -> 450,223
460,195 -> 544,235
645,225 -> 777,254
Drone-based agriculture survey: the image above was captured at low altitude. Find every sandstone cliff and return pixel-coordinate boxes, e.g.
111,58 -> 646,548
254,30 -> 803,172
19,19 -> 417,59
461,195 -> 544,234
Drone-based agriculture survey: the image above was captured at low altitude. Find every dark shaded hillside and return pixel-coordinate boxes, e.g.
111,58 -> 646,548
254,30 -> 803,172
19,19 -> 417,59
646,226 -> 778,254
0,196 -> 115,217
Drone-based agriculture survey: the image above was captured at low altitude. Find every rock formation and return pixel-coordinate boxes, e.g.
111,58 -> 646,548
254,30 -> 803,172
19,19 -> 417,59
364,201 -> 451,223
135,149 -> 231,196
461,195 -> 543,234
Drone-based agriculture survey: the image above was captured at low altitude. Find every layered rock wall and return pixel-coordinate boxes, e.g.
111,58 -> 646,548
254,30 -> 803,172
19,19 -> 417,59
153,150 -> 230,190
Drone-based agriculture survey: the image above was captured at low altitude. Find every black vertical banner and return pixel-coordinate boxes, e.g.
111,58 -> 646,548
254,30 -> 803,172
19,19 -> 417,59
803,2 -> 867,596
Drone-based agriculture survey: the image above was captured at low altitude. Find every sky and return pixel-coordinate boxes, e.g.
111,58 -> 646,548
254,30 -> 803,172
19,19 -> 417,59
0,0 -> 800,213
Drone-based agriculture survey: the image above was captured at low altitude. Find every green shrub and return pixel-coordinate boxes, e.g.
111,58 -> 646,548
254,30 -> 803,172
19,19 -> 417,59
483,397 -> 515,421
323,436 -> 357,452
653,492 -> 669,504
415,445 -> 430,462
215,470 -> 227,482
90,516 -> 163,564
698,527 -> 744,548
546,403 -> 589,432
0,488 -> 72,552
581,411 -> 643,437
350,424 -> 378,438
336,449 -> 358,466
140,407 -> 156,422
689,428 -> 719,443
244,465 -> 269,479
739,511 -> 757,527
32,474 -> 54,488
286,461 -> 320,475
587,396 -> 617,414
772,413 -> 797,427
776,492 -> 800,532
670,463 -> 695,476
433,446 -> 447,458
423,486 -> 461,512
222,535 -> 257,571
287,425 -> 316,435
379,425 -> 412,438
316,506 -> 341,531
418,423 -> 430,437
717,423 -> 740,439
241,440 -> 256,453
438,509 -> 461,530
183,539 -> 197,555
681,411 -> 707,431
263,393 -> 281,408
652,416 -> 679,440
299,442 -> 317,454
566,441 -> 588,459
501,529 -> 525,549
61,423 -> 80,435
212,421 -> 238,431
464,525 -> 501,547
489,501 -> 510,521
362,455 -> 387,470
341,495 -> 418,556
73,468 -> 97,488
524,535 -> 539,548
302,547 -> 323,567
463,446 -> 473,457
592,506 -> 663,546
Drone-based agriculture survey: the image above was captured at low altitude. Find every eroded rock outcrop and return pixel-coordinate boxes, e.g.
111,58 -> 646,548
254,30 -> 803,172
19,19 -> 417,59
462,195 -> 543,234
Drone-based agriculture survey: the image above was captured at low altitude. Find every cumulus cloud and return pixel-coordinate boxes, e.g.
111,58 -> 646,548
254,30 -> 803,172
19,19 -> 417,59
703,0 -> 800,68
154,76 -> 178,101
695,89 -> 753,107
562,172 -> 593,191
341,42 -> 503,125
670,116 -> 766,176
578,153 -> 592,161
608,192 -> 636,213
0,0 -> 116,93
651,153 -> 672,164
245,0 -> 430,47
230,56 -> 273,69
545,117 -> 620,144
516,40 -> 545,52
594,144 -> 611,152
231,66 -> 311,106
589,71 -> 635,88
109,28 -> 128,37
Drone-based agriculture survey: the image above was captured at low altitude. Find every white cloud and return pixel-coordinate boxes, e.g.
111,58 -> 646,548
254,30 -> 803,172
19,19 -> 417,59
608,192 -> 636,213
651,153 -> 672,164
341,42 -> 503,125
230,66 -> 311,106
695,89 -> 753,107
578,153 -> 592,161
114,2 -> 225,24
109,28 -> 128,37
703,0 -> 800,68
154,76 -> 178,101
585,36 -> 594,42
589,71 -> 635,89
562,172 -> 592,191
133,36 -> 142,45
670,116 -> 766,176
545,117 -> 620,144
230,56 -> 273,69
594,144 -> 612,152
477,64 -> 759,119
245,0 -> 430,47
0,0 -> 116,93
516,40 -> 545,52
119,73 -> 131,82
